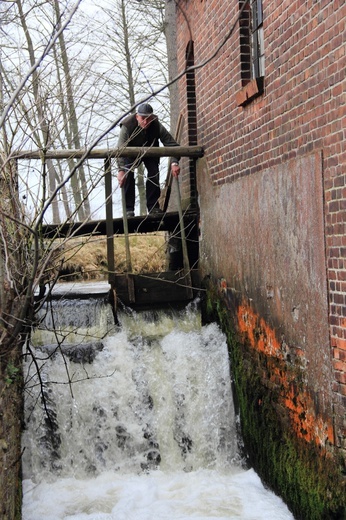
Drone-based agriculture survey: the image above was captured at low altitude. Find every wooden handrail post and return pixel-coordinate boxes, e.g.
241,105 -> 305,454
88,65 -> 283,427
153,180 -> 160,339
104,157 -> 115,284
121,187 -> 132,273
174,176 -> 193,299
121,187 -> 135,303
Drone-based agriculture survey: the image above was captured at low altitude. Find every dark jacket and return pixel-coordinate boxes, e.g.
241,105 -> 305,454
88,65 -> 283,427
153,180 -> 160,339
117,114 -> 180,169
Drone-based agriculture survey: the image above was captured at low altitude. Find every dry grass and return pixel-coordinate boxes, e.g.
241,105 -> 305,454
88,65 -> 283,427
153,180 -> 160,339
57,233 -> 168,281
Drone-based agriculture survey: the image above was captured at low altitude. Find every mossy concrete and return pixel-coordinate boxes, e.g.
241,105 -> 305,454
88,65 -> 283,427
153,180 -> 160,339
201,280 -> 346,520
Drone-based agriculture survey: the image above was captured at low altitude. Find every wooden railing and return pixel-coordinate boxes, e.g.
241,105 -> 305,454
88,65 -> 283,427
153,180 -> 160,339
16,144 -> 204,307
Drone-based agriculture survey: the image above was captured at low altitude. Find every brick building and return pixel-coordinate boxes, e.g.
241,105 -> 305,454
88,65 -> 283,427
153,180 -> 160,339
171,0 -> 345,517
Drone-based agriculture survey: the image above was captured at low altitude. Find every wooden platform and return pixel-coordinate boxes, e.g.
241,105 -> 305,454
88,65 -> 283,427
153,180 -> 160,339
20,140 -> 204,310
41,210 -> 198,238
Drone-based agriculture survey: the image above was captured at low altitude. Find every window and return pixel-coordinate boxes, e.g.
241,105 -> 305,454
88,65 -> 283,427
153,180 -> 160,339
251,0 -> 264,78
237,0 -> 264,106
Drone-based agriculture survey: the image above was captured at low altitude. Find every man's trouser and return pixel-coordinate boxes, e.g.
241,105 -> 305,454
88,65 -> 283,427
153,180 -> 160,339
123,157 -> 160,213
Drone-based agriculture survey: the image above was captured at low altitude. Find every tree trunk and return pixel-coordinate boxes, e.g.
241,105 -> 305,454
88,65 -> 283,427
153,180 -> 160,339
16,0 -> 63,221
0,157 -> 24,520
54,0 -> 90,221
120,0 -> 146,213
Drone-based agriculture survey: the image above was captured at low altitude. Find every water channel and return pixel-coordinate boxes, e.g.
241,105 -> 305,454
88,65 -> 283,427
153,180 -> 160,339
22,283 -> 294,519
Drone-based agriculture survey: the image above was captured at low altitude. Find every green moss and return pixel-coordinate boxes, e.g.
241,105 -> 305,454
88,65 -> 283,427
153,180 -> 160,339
5,362 -> 21,386
201,282 -> 346,520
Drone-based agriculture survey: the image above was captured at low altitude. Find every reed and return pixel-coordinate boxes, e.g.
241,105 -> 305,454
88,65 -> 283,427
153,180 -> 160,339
58,233 -> 167,281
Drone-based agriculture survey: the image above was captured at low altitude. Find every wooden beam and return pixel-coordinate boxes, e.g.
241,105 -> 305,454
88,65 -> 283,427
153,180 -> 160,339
14,146 -> 204,160
173,176 -> 193,299
40,210 -> 199,238
104,157 -> 115,284
161,114 -> 185,212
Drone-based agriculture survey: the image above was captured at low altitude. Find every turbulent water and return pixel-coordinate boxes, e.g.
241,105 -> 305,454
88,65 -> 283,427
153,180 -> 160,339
22,295 -> 294,520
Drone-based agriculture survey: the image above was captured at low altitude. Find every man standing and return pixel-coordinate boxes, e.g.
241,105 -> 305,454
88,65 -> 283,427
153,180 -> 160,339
117,103 -> 181,217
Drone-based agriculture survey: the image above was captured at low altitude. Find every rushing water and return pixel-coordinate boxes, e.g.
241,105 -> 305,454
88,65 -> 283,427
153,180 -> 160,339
22,295 -> 294,520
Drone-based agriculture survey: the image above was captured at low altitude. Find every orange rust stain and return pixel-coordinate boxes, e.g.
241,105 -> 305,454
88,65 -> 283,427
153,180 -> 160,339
237,304 -> 282,358
236,300 -> 335,448
283,384 -> 334,446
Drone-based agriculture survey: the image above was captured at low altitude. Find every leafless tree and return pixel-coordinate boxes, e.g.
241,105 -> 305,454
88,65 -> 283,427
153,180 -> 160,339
0,0 -> 175,378
0,1 -> 182,515
81,0 -> 169,214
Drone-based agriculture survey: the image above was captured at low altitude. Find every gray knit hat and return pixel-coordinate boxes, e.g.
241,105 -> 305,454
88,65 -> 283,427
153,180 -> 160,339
137,103 -> 154,116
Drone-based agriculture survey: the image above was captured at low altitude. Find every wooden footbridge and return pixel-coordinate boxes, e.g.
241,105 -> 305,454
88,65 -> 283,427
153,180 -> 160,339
18,141 -> 204,309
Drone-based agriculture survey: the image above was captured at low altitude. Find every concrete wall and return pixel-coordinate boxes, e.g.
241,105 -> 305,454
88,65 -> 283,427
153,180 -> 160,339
198,151 -> 333,442
175,0 -> 345,516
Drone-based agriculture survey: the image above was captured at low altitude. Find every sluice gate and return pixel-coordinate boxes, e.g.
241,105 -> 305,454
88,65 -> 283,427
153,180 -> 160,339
18,142 -> 204,309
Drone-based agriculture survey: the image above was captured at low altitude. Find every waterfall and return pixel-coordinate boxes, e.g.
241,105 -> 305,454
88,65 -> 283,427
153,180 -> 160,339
22,294 -> 294,520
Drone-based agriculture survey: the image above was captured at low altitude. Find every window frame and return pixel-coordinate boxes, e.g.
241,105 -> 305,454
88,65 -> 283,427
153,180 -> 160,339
251,0 -> 264,79
236,0 -> 265,107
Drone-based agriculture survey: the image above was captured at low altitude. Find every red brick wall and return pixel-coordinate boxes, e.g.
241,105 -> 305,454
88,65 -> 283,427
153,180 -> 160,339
175,0 -> 345,458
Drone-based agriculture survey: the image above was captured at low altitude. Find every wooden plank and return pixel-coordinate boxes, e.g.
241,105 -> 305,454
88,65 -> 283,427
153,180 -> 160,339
173,176 -> 193,299
104,157 -> 115,284
160,114 -> 185,212
121,187 -> 132,273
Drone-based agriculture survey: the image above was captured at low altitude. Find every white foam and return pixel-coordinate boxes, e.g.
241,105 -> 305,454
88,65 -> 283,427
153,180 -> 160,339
22,305 -> 294,519
23,468 -> 294,520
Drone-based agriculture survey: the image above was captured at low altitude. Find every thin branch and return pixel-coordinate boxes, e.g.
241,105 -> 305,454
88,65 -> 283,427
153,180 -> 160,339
0,0 -> 82,129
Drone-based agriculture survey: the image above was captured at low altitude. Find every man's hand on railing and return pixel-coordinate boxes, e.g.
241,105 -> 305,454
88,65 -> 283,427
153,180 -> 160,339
171,162 -> 180,178
118,170 -> 126,187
